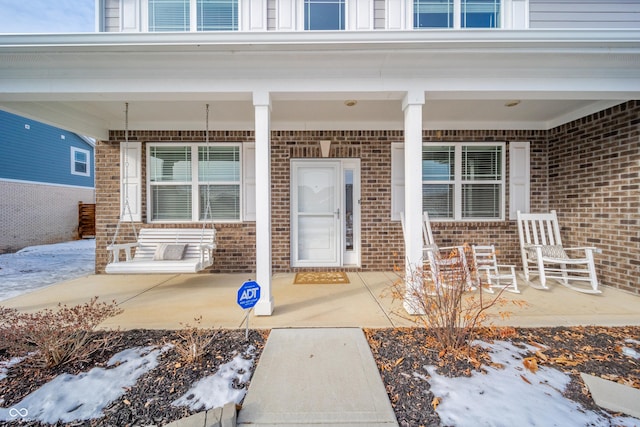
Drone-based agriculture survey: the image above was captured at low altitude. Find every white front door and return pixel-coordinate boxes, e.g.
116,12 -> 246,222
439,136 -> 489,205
291,160 -> 360,267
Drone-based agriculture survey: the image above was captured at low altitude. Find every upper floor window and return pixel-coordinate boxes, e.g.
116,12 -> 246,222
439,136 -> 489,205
414,0 -> 500,29
414,0 -> 453,28
462,0 -> 499,28
305,0 -> 345,30
71,147 -> 90,177
148,0 -> 238,32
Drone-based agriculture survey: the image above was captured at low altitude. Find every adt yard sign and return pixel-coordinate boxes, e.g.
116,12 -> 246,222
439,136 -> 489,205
237,280 -> 261,309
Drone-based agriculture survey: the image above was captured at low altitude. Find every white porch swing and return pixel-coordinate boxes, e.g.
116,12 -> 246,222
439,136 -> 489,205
105,104 -> 217,274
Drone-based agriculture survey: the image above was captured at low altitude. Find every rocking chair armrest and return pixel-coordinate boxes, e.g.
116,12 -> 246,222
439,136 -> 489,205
564,246 -> 602,254
438,245 -> 466,254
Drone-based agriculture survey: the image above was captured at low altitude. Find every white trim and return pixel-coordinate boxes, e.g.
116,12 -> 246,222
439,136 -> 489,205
145,141 -> 243,223
0,177 -> 95,190
422,141 -> 506,221
71,146 -> 91,177
253,91 -> 273,316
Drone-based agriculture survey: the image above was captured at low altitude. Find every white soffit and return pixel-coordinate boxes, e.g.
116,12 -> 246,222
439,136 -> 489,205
0,30 -> 639,136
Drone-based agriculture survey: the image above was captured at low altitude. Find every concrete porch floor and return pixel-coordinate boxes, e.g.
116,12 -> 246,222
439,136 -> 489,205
2,272 -> 639,330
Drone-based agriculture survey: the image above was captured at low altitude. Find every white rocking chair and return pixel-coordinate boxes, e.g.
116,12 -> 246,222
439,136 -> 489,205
401,212 -> 473,292
472,245 -> 519,293
516,210 -> 601,294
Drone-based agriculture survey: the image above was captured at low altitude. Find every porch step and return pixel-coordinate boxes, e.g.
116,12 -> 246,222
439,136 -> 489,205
237,328 -> 398,427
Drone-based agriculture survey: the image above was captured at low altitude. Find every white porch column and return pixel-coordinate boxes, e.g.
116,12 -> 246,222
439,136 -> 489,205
402,90 -> 425,315
253,91 -> 274,315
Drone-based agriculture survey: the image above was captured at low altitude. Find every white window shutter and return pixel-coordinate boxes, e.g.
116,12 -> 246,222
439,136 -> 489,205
121,0 -> 141,32
243,143 -> 256,221
509,141 -> 530,220
391,142 -> 405,221
120,141 -> 142,222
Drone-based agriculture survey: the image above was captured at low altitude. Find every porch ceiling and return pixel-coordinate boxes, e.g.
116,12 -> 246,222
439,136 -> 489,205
1,30 -> 639,139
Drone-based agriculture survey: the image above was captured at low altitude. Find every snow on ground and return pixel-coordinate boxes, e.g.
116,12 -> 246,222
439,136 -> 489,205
0,345 -> 171,424
0,239 -> 95,301
423,340 -> 640,427
172,346 -> 256,411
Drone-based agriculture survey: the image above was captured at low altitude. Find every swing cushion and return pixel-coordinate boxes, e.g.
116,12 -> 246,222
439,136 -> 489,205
154,243 -> 187,261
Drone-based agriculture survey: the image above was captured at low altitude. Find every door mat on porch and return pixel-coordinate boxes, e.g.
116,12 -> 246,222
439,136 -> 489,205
293,272 -> 350,285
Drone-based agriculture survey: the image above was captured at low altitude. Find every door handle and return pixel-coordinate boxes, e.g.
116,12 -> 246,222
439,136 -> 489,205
334,208 -> 340,219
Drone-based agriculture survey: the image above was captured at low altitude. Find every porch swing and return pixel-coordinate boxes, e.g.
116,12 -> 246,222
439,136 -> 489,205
105,104 -> 217,274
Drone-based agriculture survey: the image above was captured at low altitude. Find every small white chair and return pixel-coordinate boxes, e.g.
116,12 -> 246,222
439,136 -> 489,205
471,245 -> 519,293
516,210 -> 601,294
401,212 -> 474,292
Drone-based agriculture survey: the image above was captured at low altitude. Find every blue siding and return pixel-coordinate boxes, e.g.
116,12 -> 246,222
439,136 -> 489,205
0,111 -> 94,188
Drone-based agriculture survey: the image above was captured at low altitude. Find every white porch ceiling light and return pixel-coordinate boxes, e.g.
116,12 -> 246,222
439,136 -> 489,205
320,140 -> 332,158
344,100 -> 357,107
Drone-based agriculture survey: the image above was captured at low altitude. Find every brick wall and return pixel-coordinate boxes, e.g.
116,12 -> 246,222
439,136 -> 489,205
270,130 -> 549,272
0,181 -> 95,253
94,106 -> 638,294
548,101 -> 640,294
95,128 -> 550,274
95,131 -> 256,274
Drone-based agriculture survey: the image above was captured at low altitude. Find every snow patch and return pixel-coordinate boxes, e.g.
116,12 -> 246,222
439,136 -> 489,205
173,346 -> 256,411
0,345 -> 170,424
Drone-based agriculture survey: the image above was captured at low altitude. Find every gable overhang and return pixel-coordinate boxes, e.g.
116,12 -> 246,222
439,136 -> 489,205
1,29 -> 639,139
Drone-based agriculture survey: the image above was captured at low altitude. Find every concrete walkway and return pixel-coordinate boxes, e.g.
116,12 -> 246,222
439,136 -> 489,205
237,328 -> 398,427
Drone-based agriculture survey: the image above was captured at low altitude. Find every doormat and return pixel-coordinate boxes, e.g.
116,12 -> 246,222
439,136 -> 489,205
294,272 -> 350,285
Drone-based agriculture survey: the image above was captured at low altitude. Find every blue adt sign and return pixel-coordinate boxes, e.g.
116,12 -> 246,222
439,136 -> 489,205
237,280 -> 261,309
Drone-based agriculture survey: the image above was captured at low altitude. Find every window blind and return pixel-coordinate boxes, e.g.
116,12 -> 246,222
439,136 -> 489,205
197,0 -> 238,30
149,0 -> 190,31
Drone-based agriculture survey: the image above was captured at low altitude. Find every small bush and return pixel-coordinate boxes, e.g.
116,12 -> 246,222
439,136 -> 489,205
392,252 -> 524,360
172,316 -> 218,364
0,297 -> 123,368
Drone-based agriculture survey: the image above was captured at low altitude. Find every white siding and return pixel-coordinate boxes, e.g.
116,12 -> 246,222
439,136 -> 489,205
268,0 -> 277,30
530,0 -> 640,28
374,0 -> 385,29
105,0 -> 121,32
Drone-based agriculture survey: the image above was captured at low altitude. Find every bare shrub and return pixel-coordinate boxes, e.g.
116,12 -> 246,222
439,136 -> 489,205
391,250 -> 525,360
0,297 -> 123,368
171,316 -> 219,364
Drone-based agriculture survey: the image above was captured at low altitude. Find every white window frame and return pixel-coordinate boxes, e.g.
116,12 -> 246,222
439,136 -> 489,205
70,147 -> 90,177
298,0 -> 348,30
410,0 -> 505,29
423,141 -> 506,221
142,0 -> 242,31
146,142 -> 243,223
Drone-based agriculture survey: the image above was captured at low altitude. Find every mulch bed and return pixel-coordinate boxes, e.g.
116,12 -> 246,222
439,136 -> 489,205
365,326 -> 640,427
1,326 -> 639,426
0,329 -> 268,427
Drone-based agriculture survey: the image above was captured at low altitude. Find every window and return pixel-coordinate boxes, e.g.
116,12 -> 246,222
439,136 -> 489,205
198,0 -> 238,30
423,143 -> 504,220
71,147 -> 90,177
414,0 -> 453,28
414,0 -> 500,29
461,0 -> 499,28
149,0 -> 190,31
148,0 -> 238,32
305,0 -> 345,30
148,143 -> 241,222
